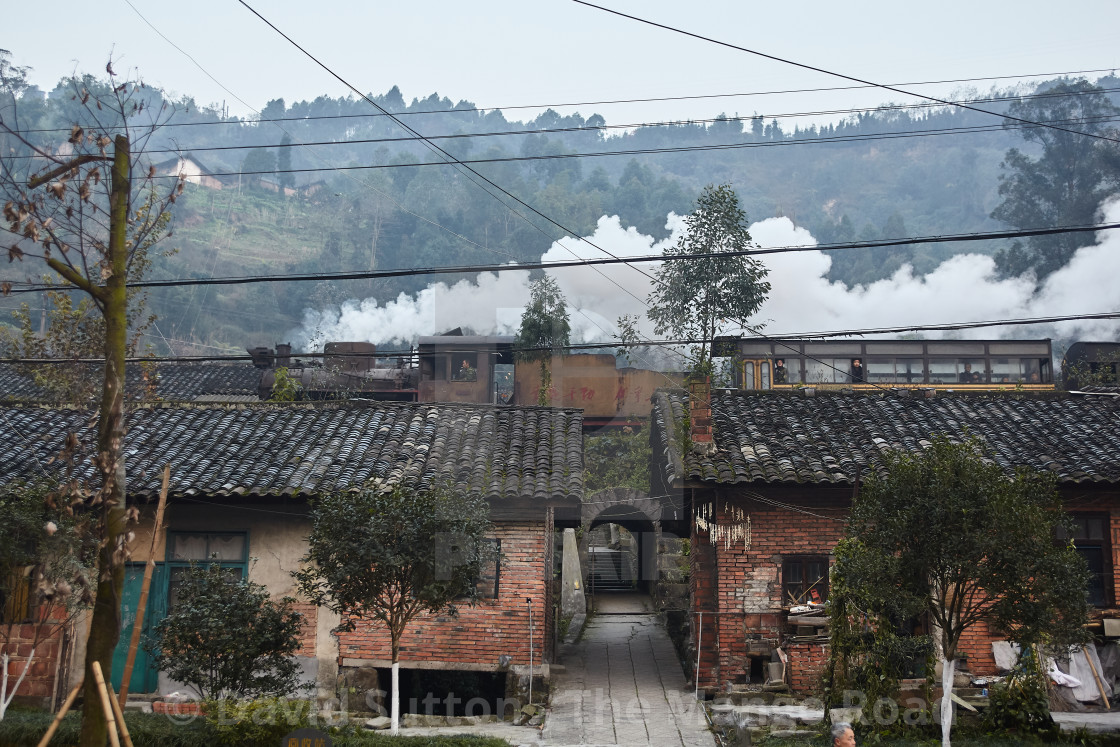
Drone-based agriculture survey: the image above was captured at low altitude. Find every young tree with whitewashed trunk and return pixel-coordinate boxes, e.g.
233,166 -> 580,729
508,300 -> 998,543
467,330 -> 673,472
295,482 -> 492,734
835,436 -> 1089,746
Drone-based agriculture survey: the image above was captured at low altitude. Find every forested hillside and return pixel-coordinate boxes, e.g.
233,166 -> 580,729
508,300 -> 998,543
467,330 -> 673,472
2,67 -> 1118,353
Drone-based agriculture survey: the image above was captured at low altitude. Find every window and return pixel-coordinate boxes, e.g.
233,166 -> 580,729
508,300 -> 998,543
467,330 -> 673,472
1057,516 -> 1109,606
452,354 -> 478,382
783,556 -> 829,605
493,364 -> 514,404
167,532 -> 248,608
1,568 -> 31,624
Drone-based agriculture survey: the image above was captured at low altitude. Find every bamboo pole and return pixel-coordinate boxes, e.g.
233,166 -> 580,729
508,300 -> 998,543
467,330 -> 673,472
91,661 -> 121,747
1083,647 -> 1111,709
118,464 -> 170,708
104,675 -> 135,747
35,680 -> 82,747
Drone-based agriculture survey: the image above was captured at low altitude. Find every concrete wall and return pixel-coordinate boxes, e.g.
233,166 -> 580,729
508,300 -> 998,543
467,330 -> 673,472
129,501 -> 340,698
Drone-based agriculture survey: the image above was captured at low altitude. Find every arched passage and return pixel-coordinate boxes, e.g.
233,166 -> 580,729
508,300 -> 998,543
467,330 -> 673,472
581,488 -> 662,597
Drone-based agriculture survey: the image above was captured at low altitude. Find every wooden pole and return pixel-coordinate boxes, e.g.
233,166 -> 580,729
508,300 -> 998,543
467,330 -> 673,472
35,680 -> 82,747
104,676 -> 135,747
91,661 -> 121,747
1083,647 -> 1111,709
118,464 -> 170,708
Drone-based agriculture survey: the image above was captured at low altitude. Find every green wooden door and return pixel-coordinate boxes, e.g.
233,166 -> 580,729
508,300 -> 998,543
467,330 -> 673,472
111,563 -> 168,693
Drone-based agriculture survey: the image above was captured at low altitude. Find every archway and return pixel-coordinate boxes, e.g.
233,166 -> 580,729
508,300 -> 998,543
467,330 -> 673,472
581,489 -> 662,600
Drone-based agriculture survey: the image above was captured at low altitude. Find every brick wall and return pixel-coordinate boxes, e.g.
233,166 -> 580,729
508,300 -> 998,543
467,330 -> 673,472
291,602 -> 318,656
690,488 -> 1120,694
788,642 -> 830,694
338,522 -> 549,669
1,622 -> 66,703
692,488 -> 848,691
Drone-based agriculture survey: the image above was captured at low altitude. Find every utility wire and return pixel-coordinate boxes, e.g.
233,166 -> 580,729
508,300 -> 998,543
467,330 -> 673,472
571,0 -> 1120,145
6,221 -> 1115,293
235,0 -> 670,358
124,114 -> 1120,179
13,86 -> 1119,157
3,310 -> 1116,365
13,66 -> 1119,134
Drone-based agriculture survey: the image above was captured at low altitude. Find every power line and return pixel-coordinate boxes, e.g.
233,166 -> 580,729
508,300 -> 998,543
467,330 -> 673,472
570,0 -> 1120,145
120,114 -> 1120,179
3,310 -> 1116,365
5,221 -> 1118,294
235,0 -> 667,351
12,85 -> 1119,159
13,67 -> 1119,134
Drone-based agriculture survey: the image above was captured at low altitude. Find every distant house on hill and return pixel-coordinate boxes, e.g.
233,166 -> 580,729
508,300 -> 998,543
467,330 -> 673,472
152,155 -> 226,190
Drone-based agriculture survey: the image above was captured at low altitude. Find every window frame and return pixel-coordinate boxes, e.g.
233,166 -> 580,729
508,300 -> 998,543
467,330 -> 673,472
1057,514 -> 1111,607
165,531 -> 250,609
782,555 -> 830,606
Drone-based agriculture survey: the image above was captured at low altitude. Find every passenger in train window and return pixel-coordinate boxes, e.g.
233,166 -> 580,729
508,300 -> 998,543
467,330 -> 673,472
774,359 -> 787,384
850,358 -> 864,383
959,363 -> 975,384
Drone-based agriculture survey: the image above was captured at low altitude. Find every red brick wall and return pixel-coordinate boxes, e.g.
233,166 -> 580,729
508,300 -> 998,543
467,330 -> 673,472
788,642 -> 830,694
291,602 -> 318,656
692,489 -> 848,691
1,623 -> 66,702
337,522 -> 549,669
691,488 -> 1120,693
956,618 -> 999,676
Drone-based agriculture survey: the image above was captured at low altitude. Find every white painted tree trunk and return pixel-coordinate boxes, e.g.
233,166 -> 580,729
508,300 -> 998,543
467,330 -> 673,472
0,648 -> 36,721
391,661 -> 400,734
940,655 -> 956,747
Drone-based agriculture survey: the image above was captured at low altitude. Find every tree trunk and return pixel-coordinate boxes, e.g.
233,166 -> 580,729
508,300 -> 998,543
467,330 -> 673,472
0,648 -> 35,720
390,633 -> 400,735
940,655 -> 956,747
78,135 -> 130,747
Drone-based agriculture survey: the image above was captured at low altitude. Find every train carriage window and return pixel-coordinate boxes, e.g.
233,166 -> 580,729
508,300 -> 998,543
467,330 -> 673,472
742,361 -> 756,390
865,359 -> 897,383
772,359 -> 786,385
760,361 -> 771,389
453,354 -> 478,381
992,358 -> 1036,383
898,358 -> 925,384
806,358 -> 850,384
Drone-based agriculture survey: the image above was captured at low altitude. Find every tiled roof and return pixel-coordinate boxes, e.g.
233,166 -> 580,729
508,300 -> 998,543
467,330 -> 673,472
0,363 -> 262,403
652,388 -> 1120,486
0,401 -> 584,502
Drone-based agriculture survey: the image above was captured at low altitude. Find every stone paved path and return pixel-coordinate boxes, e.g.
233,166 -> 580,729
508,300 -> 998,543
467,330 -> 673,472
544,612 -> 716,747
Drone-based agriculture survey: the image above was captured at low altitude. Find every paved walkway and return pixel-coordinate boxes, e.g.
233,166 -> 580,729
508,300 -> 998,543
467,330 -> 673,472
544,611 -> 716,747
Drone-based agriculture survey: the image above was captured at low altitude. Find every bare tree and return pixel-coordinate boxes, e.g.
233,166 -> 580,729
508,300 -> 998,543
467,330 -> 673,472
1,52 -> 181,745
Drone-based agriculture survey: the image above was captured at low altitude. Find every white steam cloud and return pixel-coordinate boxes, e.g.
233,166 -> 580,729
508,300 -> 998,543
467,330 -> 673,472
292,201 -> 1120,351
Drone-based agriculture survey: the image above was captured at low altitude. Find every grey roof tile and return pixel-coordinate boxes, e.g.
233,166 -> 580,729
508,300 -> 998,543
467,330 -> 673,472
0,363 -> 261,403
652,389 -> 1120,486
0,401 -> 583,503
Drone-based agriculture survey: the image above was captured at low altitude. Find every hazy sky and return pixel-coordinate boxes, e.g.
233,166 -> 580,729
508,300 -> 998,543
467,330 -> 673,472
6,0 -> 1119,127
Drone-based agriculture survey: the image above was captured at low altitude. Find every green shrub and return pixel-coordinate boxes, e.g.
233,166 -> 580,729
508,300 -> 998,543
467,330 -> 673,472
148,562 -> 305,700
982,651 -> 1058,740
